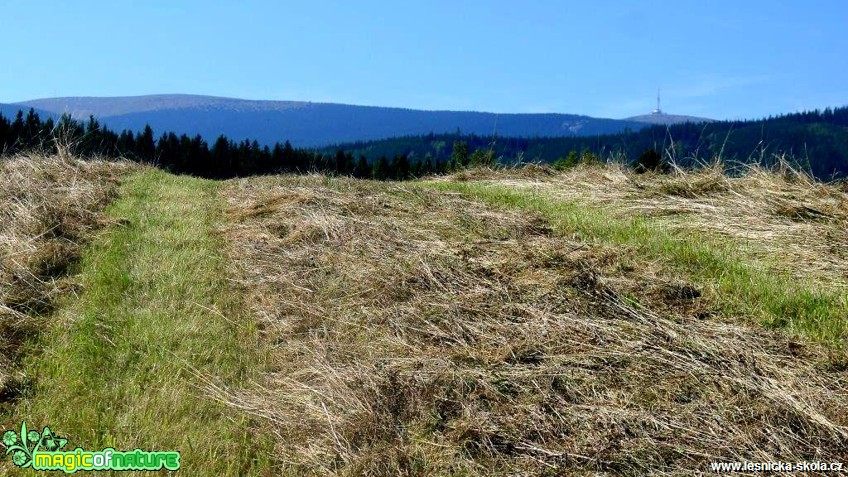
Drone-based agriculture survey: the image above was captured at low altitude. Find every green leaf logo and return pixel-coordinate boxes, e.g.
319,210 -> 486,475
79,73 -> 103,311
2,422 -> 68,468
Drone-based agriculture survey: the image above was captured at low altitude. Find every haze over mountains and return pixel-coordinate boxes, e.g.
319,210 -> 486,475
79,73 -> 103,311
5,94 -> 711,148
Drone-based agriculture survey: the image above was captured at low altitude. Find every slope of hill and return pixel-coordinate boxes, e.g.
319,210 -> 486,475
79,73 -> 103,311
3,156 -> 847,475
3,104 -> 847,181
14,94 -> 646,147
220,165 -> 847,474
17,94 -> 310,117
327,106 -> 848,179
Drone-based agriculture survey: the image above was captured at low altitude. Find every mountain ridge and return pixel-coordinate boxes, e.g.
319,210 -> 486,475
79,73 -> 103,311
18,93 -> 695,117
626,112 -> 715,125
8,94 -> 660,147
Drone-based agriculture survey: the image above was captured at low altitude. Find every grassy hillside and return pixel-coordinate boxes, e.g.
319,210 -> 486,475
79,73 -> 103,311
13,170 -> 272,475
1,156 -> 846,475
0,157 -> 132,397
218,165 -> 847,475
428,164 -> 848,345
1,159 -> 272,475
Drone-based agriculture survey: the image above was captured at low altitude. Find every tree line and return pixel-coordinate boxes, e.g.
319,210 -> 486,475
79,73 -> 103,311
0,109 -> 452,180
327,106 -> 848,179
3,105 -> 847,180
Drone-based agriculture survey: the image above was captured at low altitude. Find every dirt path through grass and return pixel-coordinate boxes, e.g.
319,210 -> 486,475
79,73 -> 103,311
7,169 -> 272,475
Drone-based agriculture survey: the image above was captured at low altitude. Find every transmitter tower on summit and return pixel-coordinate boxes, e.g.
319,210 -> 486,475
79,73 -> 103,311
652,89 -> 663,115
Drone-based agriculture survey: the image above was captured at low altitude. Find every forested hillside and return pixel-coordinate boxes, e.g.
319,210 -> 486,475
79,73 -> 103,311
13,95 -> 647,147
0,109 -> 433,179
2,106 -> 847,180
327,106 -> 848,179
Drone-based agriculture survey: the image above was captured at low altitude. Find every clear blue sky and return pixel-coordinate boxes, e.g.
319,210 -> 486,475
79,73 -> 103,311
1,1 -> 845,119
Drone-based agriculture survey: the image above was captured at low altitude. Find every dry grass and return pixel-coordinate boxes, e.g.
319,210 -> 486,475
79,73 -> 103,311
7,168 -> 275,475
0,154 -> 133,400
217,173 -> 848,476
448,161 -> 848,291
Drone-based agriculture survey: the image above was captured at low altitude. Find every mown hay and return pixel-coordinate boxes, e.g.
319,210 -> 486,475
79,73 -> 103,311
219,173 -> 848,476
447,161 -> 848,291
0,155 -> 132,398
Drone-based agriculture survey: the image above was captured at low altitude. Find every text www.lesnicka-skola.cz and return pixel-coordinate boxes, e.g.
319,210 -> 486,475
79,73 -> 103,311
710,461 -> 844,473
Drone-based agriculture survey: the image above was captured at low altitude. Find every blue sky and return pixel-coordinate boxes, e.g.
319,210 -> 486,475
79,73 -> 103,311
1,1 -> 845,119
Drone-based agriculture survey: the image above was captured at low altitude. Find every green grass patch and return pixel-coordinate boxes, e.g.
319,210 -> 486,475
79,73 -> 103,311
423,180 -> 848,348
8,169 -> 273,475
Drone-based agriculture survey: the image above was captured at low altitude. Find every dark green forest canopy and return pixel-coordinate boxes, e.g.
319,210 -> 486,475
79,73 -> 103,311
0,109 -> 428,180
323,106 -> 848,179
2,106 -> 847,180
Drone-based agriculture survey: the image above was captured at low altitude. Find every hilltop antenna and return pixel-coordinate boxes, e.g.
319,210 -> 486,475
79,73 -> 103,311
653,88 -> 663,115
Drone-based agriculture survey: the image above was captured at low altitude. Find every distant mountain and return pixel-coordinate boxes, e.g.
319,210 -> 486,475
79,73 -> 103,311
626,112 -> 714,125
19,95 -> 309,118
14,95 -> 648,147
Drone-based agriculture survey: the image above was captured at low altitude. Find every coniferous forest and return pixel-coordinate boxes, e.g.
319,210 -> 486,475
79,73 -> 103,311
326,106 -> 848,179
0,109 -> 445,180
323,107 -> 848,180
0,109 -> 446,180
1,106 -> 847,180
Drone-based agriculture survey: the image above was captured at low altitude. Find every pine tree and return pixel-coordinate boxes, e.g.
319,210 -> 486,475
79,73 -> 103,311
372,156 -> 389,180
137,125 -> 156,162
392,154 -> 410,179
423,155 -> 434,175
355,155 -> 368,178
82,115 -> 102,157
282,140 -> 302,171
10,111 -> 24,151
334,149 -> 348,175
0,112 -> 10,151
23,109 -> 42,150
451,140 -> 468,169
211,135 -> 231,178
